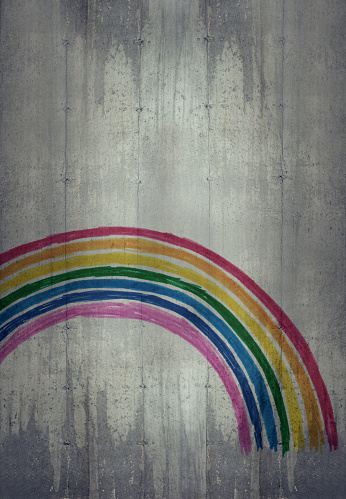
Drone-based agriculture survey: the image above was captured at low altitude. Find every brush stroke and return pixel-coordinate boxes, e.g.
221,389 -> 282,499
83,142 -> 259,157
0,263 -> 320,452
1,272 -> 295,449
0,298 -> 259,453
0,248 -> 318,452
0,301 -> 253,452
2,289 -> 269,450
1,279 -> 285,450
0,227 -> 337,452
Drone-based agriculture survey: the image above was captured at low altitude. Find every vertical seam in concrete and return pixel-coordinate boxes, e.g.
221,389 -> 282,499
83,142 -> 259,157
205,1 -> 211,496
137,13 -> 142,228
63,34 -> 68,358
280,1 -> 285,317
206,6 -> 211,248
280,0 -> 286,459
64,39 -> 68,323
63,8 -> 70,494
136,3 -> 145,496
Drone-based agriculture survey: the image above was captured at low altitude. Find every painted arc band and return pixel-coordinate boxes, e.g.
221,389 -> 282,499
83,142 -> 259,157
0,275 -> 294,452
0,301 -> 254,452
0,227 -> 337,452
1,288 -> 271,451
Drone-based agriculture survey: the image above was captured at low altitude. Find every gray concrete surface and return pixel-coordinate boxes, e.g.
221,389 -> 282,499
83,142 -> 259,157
0,1 -> 345,497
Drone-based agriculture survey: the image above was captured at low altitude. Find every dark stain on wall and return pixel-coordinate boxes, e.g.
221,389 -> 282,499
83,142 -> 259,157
96,390 -> 146,498
62,0 -> 146,107
0,415 -> 56,499
62,1 -> 257,108
203,0 -> 255,102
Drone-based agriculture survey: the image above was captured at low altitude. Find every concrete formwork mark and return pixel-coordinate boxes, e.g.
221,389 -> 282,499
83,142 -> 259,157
0,0 -> 345,497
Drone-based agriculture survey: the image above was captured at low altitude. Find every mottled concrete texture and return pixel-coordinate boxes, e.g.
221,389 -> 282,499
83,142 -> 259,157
0,1 -> 345,498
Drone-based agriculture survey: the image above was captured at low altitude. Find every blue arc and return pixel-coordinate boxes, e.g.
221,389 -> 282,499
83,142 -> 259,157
0,280 -> 280,451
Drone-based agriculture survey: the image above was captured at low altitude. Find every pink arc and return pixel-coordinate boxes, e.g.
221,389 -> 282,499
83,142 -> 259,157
0,300 -> 252,454
0,226 -> 337,451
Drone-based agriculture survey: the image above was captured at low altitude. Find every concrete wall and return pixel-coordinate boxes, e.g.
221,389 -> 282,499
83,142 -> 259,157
0,1 -> 344,497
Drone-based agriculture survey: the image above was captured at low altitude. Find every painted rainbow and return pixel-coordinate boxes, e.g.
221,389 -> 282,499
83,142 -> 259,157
0,227 -> 338,456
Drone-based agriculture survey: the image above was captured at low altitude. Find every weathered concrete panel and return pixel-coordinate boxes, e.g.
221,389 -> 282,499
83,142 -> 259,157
0,1 -> 345,498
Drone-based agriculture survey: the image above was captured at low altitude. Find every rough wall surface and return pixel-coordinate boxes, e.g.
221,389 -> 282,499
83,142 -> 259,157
0,1 -> 344,498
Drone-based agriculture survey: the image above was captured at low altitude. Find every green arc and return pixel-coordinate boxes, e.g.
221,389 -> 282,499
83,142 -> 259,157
1,265 -> 292,452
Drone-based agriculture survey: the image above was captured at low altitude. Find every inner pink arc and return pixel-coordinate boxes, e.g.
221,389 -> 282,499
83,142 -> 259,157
0,300 -> 252,454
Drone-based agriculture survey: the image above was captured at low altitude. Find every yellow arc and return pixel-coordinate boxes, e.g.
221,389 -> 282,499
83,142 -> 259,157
0,238 -> 325,451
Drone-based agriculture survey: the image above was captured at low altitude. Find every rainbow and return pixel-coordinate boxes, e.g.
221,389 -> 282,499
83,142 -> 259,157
0,227 -> 338,455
